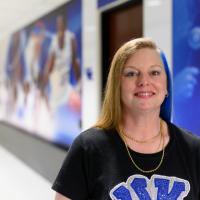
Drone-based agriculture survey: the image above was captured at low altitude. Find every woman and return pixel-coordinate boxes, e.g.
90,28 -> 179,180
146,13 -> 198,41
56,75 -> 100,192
52,38 -> 200,199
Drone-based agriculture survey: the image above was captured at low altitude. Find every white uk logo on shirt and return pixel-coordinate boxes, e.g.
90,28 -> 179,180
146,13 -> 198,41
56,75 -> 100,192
110,174 -> 190,200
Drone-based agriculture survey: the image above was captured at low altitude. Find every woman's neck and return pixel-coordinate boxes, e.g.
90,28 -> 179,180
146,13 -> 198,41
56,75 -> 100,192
121,111 -> 161,140
119,109 -> 170,154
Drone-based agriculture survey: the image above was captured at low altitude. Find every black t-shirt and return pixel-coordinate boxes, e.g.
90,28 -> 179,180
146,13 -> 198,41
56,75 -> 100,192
52,122 -> 200,199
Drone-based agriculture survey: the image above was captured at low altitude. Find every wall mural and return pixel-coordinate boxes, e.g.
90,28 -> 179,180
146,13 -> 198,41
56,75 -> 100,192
173,0 -> 200,136
0,0 -> 82,148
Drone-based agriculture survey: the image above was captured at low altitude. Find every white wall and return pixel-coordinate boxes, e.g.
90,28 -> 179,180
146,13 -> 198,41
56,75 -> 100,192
82,0 -> 101,130
144,0 -> 172,68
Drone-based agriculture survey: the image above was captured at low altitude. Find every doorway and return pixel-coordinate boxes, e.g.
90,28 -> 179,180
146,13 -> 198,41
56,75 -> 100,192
101,0 -> 143,92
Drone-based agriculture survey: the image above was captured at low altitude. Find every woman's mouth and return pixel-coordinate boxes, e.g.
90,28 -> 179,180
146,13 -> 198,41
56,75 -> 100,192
134,91 -> 155,97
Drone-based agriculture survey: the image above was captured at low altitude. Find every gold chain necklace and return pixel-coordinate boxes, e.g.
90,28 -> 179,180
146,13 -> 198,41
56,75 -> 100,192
121,126 -> 161,143
119,120 -> 165,173
156,128 -> 163,151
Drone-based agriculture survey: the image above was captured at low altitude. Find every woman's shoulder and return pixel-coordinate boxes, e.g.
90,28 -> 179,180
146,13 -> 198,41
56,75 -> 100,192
73,127 -> 117,149
169,122 -> 200,148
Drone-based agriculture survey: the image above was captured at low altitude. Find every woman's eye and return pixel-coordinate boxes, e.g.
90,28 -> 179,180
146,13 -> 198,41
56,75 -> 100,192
124,71 -> 138,77
151,70 -> 161,76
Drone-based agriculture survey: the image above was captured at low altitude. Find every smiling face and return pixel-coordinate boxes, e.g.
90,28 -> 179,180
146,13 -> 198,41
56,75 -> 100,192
120,48 -> 167,115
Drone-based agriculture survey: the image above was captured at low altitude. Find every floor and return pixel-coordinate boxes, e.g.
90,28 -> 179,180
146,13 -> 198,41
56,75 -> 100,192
0,146 -> 55,200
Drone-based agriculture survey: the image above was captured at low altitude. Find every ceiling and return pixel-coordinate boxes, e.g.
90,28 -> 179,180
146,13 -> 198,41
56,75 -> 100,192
0,0 -> 69,39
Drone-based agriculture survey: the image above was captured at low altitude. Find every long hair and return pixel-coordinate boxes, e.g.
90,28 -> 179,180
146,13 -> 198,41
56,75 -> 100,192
94,37 -> 172,130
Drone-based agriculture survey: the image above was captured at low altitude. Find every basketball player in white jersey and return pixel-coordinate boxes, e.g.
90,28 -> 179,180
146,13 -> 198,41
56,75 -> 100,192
43,14 -> 81,111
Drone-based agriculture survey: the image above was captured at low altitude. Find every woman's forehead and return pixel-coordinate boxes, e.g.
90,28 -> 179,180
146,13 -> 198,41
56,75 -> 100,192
124,49 -> 163,67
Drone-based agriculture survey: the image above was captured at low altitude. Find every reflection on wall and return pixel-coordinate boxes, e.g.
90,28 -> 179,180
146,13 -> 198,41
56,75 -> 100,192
173,0 -> 200,135
0,0 -> 82,148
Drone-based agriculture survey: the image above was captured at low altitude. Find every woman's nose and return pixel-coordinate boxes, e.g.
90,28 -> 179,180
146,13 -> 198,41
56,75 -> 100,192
137,74 -> 150,87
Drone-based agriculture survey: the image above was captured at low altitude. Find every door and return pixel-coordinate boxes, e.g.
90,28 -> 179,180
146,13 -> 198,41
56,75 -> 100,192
101,0 -> 143,91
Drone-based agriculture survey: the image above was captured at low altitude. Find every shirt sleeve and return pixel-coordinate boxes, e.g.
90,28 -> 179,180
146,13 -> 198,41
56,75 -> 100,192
52,135 -> 89,200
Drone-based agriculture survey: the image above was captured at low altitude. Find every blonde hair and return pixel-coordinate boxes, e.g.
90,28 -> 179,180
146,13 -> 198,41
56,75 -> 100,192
94,37 -> 159,130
